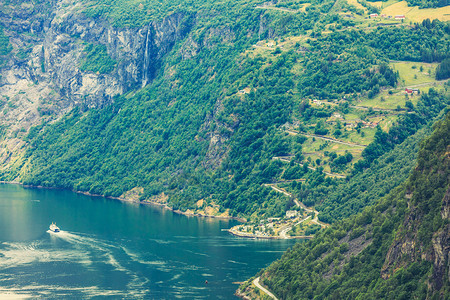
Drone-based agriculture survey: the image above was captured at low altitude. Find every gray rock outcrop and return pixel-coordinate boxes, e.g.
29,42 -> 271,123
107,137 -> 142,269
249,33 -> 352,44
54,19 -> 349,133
0,0 -> 193,171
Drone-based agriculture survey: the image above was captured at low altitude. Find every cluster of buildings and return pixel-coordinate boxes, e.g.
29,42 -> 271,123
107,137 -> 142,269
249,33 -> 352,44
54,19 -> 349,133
228,209 -> 306,239
359,120 -> 379,128
404,88 -> 420,95
345,119 -> 379,129
312,99 -> 324,105
286,210 -> 299,218
369,13 -> 405,20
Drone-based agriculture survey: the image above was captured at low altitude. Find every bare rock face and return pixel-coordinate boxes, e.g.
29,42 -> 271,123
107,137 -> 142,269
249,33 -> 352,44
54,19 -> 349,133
432,189 -> 450,291
380,113 -> 449,293
179,36 -> 199,59
431,223 -> 449,291
0,0 -> 193,111
0,0 -> 239,178
0,0 -> 193,175
381,184 -> 449,292
43,0 -> 192,108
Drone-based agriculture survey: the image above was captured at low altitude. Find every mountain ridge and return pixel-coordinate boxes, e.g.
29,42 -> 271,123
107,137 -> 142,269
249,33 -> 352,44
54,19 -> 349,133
0,0 -> 449,228
240,112 -> 449,299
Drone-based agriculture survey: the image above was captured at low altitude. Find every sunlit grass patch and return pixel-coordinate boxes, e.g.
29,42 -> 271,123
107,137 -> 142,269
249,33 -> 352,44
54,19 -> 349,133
343,127 -> 376,145
381,1 -> 450,22
391,61 -> 438,86
346,0 -> 367,12
358,92 -> 416,109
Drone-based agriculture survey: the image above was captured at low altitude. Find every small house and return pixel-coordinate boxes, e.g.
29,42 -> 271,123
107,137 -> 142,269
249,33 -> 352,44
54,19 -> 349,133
395,15 -> 406,20
405,88 -> 413,94
286,210 -> 298,218
370,13 -> 378,18
267,217 -> 280,222
312,99 -> 323,105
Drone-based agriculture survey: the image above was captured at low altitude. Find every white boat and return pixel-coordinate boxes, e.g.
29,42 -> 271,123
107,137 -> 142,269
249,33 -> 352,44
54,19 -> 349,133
49,222 -> 60,233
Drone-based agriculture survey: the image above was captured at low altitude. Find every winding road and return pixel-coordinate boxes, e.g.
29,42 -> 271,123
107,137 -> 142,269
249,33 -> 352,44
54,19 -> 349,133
255,5 -> 300,13
272,156 -> 346,178
349,105 -> 402,112
286,129 -> 366,147
253,277 -> 279,300
279,216 -> 312,238
264,184 -> 329,229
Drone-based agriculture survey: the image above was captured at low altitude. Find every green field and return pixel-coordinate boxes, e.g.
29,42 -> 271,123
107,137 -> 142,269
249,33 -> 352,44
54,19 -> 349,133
356,61 -> 443,110
381,0 -> 450,22
392,61 -> 438,86
357,92 -> 415,109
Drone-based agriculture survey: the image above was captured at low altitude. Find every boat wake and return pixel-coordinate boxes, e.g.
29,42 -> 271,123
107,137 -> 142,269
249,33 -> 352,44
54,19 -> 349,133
0,230 -> 150,298
0,239 -> 90,269
48,231 -> 149,287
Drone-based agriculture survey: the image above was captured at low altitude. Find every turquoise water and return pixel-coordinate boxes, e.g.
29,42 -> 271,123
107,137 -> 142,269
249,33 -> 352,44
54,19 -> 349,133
0,184 -> 298,298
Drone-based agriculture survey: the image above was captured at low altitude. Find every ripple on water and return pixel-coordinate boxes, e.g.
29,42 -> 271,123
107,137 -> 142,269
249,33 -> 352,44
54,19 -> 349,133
0,231 -> 153,298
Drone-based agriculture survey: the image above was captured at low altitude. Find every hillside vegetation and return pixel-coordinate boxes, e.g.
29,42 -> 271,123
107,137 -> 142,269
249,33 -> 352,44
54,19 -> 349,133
0,0 -> 449,226
404,0 -> 448,9
240,112 -> 449,299
79,43 -> 117,74
0,26 -> 11,66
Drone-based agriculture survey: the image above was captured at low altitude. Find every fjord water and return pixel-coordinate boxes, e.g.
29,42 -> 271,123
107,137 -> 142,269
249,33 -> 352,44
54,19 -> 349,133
0,184 -> 296,298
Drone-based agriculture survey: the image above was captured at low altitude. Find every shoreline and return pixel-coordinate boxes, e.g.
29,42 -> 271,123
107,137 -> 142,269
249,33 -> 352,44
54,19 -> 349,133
0,181 -> 315,240
0,181 -> 246,223
227,229 -> 314,240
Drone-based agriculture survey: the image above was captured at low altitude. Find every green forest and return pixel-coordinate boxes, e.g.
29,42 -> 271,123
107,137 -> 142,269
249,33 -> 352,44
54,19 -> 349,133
240,112 -> 449,299
79,43 -> 117,74
404,0 -> 448,8
0,0 -> 448,297
1,0 -> 448,224
0,26 -> 12,66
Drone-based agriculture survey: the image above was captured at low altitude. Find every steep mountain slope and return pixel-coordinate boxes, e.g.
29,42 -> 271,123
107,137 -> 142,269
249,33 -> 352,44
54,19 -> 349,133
0,0 -> 449,224
240,112 -> 449,299
0,0 -> 195,179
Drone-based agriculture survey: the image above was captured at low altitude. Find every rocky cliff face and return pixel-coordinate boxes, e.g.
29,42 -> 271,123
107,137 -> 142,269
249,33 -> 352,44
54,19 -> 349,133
380,117 -> 450,295
0,0 -> 193,113
43,0 -> 192,108
0,0 -> 193,172
381,188 -> 450,292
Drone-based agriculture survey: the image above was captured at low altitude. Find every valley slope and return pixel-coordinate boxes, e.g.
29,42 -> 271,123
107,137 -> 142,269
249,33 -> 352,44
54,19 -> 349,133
0,0 -> 449,233
239,111 -> 449,299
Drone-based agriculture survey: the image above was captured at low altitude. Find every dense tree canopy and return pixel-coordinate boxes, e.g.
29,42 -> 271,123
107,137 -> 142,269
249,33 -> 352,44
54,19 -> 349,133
249,112 -> 450,299
1,0 -> 449,222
